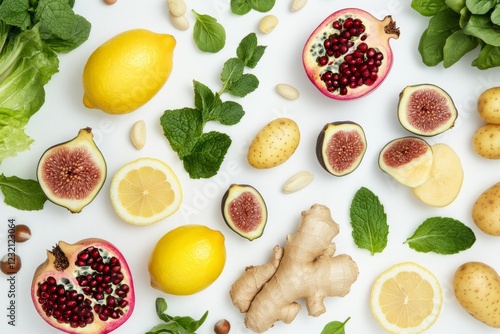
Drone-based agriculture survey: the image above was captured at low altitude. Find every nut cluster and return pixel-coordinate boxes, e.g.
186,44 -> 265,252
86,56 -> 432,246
1,224 -> 32,275
168,0 -> 189,31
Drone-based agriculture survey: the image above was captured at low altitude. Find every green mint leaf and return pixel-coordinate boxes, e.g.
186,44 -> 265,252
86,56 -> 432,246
0,174 -> 46,211
404,217 -> 476,254
321,317 -> 351,334
226,73 -> 259,97
411,0 -> 449,16
0,0 -> 31,29
192,10 -> 226,53
35,0 -> 91,48
350,187 -> 388,255
231,0 -> 252,15
220,58 -> 244,87
236,33 -> 266,68
160,108 -> 203,159
193,80 -> 224,123
250,0 -> 276,12
183,132 -> 231,179
214,101 -> 245,125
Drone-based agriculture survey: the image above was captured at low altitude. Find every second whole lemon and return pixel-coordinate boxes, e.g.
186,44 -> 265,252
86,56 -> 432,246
82,29 -> 176,114
148,224 -> 226,295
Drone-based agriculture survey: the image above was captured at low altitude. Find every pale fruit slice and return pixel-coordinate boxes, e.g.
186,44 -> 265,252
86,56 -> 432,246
378,137 -> 433,188
412,143 -> 463,207
370,262 -> 443,334
110,157 -> 182,225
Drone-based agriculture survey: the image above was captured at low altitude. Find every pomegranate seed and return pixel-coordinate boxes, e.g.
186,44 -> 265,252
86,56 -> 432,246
332,20 -> 342,29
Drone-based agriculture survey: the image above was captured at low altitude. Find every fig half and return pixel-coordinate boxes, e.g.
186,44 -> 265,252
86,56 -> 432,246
378,136 -> 433,188
316,121 -> 367,176
37,127 -> 107,213
221,184 -> 267,241
398,84 -> 458,136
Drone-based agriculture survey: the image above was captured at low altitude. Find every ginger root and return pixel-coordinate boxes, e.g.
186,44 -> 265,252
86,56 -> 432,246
229,204 -> 359,333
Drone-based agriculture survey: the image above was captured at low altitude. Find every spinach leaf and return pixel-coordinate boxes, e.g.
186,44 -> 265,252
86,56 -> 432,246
443,30 -> 479,67
473,44 -> 500,69
446,0 -> 466,13
412,0 -> 449,16
231,0 -> 252,15
250,0 -> 275,12
463,14 -> 500,46
465,0 -> 496,14
321,317 -> 351,334
192,10 -> 226,53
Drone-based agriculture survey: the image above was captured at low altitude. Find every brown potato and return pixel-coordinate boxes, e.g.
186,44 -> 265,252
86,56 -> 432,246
454,262 -> 500,328
472,124 -> 500,159
478,87 -> 500,124
247,118 -> 300,169
472,182 -> 500,235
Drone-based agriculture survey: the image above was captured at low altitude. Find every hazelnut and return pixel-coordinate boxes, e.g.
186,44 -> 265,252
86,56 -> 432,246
14,224 -> 31,243
1,254 -> 21,275
214,319 -> 231,334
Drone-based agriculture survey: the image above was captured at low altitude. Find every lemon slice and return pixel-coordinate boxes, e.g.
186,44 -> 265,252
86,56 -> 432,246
370,261 -> 443,334
110,157 -> 182,225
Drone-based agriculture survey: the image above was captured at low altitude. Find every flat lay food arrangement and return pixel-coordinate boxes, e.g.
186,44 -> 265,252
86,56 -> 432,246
4,0 -> 500,333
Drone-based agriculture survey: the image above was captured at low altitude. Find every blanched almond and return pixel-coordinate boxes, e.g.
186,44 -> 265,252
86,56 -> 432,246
283,171 -> 314,193
168,0 -> 187,17
130,120 -> 146,150
291,0 -> 308,12
276,83 -> 300,100
169,12 -> 189,31
259,15 -> 279,34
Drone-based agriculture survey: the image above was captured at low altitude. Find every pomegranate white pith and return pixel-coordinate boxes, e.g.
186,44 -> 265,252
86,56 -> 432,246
31,238 -> 135,334
303,8 -> 400,100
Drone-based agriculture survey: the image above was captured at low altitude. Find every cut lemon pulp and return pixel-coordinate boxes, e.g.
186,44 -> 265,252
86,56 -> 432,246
370,262 -> 443,334
110,158 -> 182,225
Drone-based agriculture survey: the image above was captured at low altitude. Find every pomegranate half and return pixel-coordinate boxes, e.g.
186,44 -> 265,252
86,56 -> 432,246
31,238 -> 135,334
303,8 -> 400,100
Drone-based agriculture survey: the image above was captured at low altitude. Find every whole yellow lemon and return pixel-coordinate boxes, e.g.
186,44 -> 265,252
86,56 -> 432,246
82,29 -> 176,114
148,224 -> 226,295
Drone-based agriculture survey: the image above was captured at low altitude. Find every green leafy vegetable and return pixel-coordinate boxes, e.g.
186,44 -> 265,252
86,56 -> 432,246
0,0 -> 91,163
404,217 -> 476,254
0,174 -> 47,211
192,10 -> 226,53
145,297 -> 208,334
230,0 -> 276,15
321,317 -> 351,334
412,0 -> 500,68
349,187 -> 389,255
160,33 -> 265,179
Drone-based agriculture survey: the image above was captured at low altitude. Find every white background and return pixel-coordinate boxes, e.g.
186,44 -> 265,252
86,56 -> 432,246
1,0 -> 500,333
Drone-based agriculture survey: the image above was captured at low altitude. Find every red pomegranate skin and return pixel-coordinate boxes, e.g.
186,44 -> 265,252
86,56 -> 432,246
302,8 -> 400,100
31,238 -> 135,334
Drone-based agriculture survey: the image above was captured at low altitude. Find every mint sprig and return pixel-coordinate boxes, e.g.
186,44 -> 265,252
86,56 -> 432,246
160,33 -> 265,179
0,174 -> 47,211
404,217 -> 476,254
349,187 -> 389,255
145,297 -> 208,334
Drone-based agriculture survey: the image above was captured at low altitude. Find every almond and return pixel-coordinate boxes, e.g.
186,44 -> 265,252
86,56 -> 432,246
130,120 -> 146,150
283,171 -> 314,193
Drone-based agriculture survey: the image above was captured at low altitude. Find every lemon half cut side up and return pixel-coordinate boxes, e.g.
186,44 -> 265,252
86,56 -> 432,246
110,157 -> 182,225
